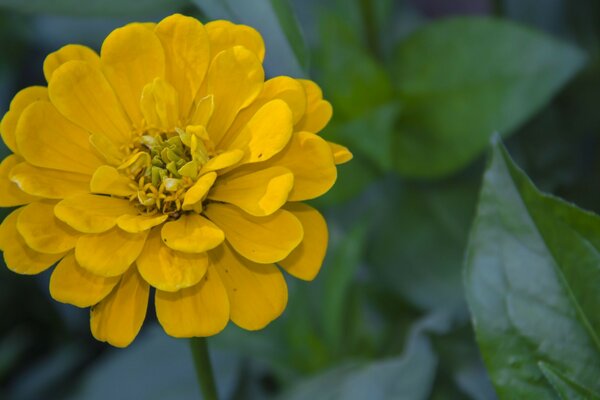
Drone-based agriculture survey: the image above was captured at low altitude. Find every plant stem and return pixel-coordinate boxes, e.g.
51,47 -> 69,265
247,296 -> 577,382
190,337 -> 218,400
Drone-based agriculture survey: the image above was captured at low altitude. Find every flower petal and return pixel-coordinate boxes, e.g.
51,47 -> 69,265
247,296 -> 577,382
0,155 -> 38,207
182,171 -> 217,212
140,78 -> 179,131
17,200 -> 80,254
222,99 -> 293,165
328,141 -> 353,165
1,86 -> 48,154
117,214 -> 168,233
204,203 -> 303,264
206,20 -> 265,62
161,214 -> 224,254
43,44 -> 100,83
155,266 -> 229,337
90,166 -> 134,197
16,100 -> 103,174
208,166 -> 293,216
155,14 -> 210,119
55,194 -> 138,233
90,267 -> 149,348
199,150 -> 243,175
50,253 -> 119,307
0,209 -> 64,275
206,46 -> 264,145
10,162 -> 90,199
49,60 -> 131,146
279,203 -> 328,281
295,79 -> 332,134
225,77 -> 306,141
212,243 -> 287,330
267,131 -> 337,201
101,23 -> 165,127
137,227 -> 208,292
75,227 -> 148,277
188,94 -> 214,126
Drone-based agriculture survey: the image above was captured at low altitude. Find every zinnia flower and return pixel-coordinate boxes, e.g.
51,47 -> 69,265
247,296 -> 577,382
0,14 -> 351,347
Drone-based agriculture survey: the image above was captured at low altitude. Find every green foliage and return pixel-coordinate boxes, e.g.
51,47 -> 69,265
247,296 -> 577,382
465,138 -> 600,399
392,18 -> 585,178
0,0 -> 187,17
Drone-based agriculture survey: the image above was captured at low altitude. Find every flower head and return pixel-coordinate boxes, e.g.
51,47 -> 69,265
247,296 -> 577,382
0,14 -> 351,347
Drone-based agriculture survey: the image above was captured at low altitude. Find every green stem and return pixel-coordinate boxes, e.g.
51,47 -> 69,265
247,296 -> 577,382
190,337 -> 218,400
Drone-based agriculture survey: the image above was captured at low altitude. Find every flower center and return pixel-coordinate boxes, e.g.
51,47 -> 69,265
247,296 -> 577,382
123,126 -> 215,217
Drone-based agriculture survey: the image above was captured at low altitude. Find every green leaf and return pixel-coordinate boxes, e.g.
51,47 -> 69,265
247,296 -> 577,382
464,137 -> 600,399
0,0 -> 188,17
392,17 -> 585,178
192,0 -> 308,77
368,179 -> 478,315
539,362 -> 600,400
282,315 -> 439,400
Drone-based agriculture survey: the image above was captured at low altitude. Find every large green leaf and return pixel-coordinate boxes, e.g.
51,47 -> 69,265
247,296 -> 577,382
392,18 -> 585,178
464,138 -> 600,399
192,0 -> 308,77
539,362 -> 600,400
0,0 -> 187,16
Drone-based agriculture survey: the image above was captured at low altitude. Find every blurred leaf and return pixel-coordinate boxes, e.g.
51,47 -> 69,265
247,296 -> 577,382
71,324 -> 240,400
282,314 -> 441,400
322,222 -> 368,355
316,11 -> 393,120
539,362 -> 600,400
464,138 -> 600,398
392,17 -> 585,178
327,103 -> 400,171
368,178 -> 477,316
0,0 -> 187,17
193,0 -> 308,77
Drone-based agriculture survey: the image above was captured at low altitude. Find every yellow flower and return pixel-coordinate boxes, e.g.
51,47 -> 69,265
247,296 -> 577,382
0,14 -> 351,347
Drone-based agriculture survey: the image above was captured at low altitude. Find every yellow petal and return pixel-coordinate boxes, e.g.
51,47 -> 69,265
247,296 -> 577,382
225,77 -> 306,141
206,20 -> 265,62
90,165 -> 134,197
212,243 -> 287,330
101,23 -> 165,127
10,162 -> 90,199
75,227 -> 148,277
50,253 -> 119,307
1,86 -> 48,154
200,150 -> 243,174
207,46 -> 264,145
89,133 -> 125,166
279,203 -> 328,281
49,60 -> 131,146
209,166 -> 293,216
140,78 -> 179,131
155,14 -> 210,119
204,203 -> 303,264
188,95 -> 214,126
91,267 -> 149,348
43,44 -> 100,83
182,171 -> 217,212
0,155 -> 38,207
295,79 -> 332,134
223,99 -> 293,165
0,208 -> 64,275
117,213 -> 168,233
267,131 -> 337,201
17,200 -> 80,254
161,214 -> 224,254
55,194 -> 137,233
155,266 -> 229,337
16,100 -> 103,174
137,227 -> 208,292
328,141 -> 353,165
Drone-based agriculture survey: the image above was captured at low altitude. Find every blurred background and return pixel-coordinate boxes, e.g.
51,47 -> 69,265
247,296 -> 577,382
0,0 -> 598,399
